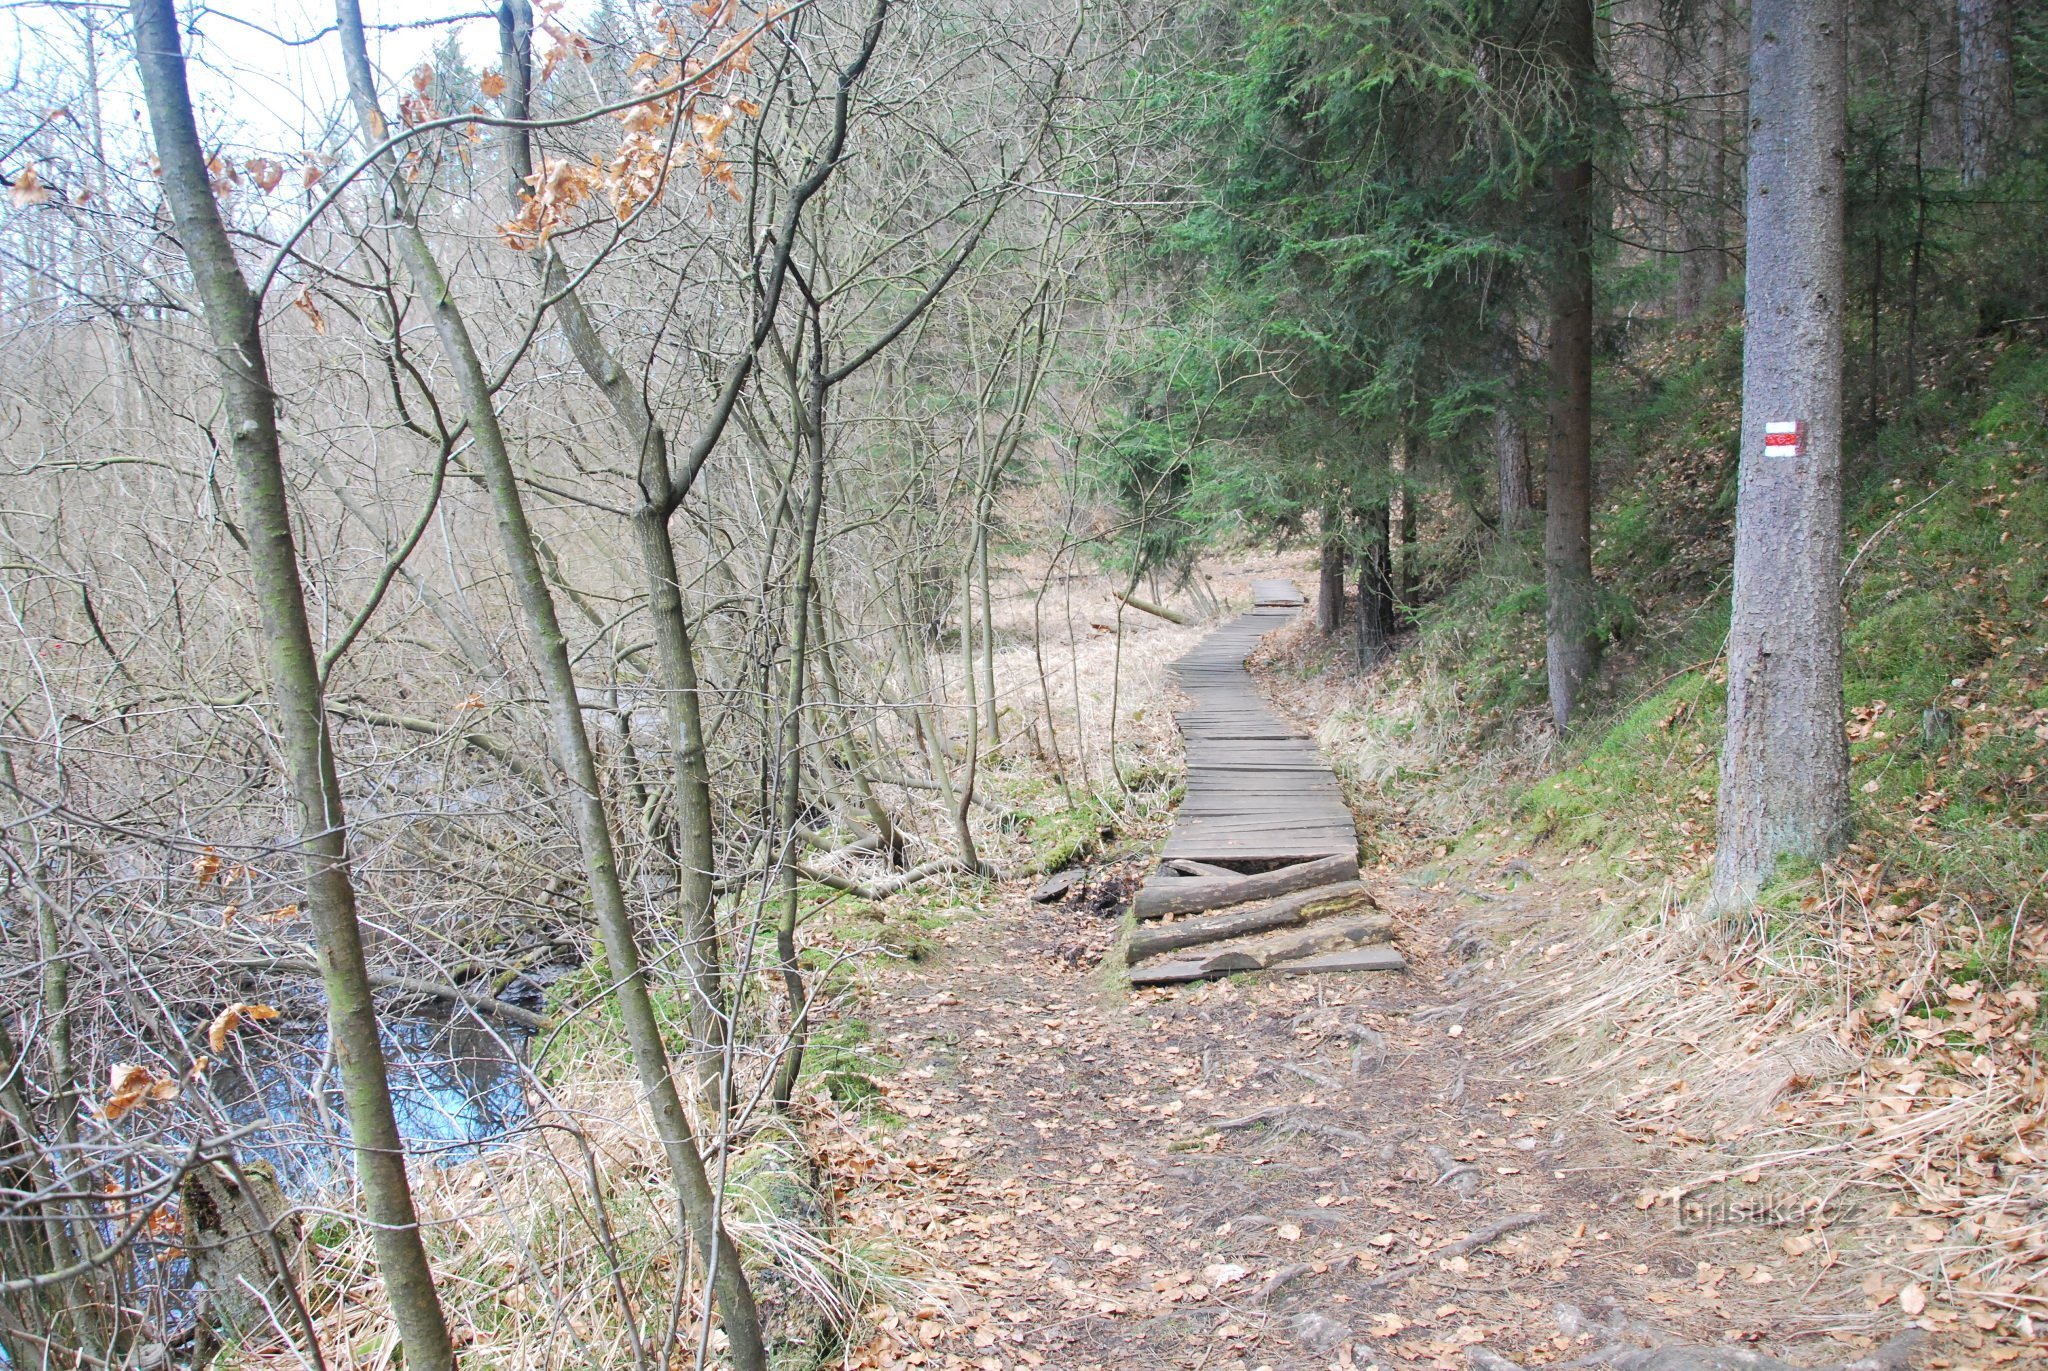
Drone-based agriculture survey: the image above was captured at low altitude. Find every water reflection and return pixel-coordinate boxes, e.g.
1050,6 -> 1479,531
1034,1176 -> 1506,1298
211,1015 -> 532,1191
0,1018 -> 531,1370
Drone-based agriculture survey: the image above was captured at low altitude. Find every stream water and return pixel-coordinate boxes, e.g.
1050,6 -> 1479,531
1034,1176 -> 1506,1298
0,1016 -> 533,1369
212,1013 -> 533,1192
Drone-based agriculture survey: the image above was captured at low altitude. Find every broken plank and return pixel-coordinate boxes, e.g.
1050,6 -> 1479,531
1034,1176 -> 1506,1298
1128,914 -> 1391,985
1126,882 -> 1381,964
1163,858 -> 1245,880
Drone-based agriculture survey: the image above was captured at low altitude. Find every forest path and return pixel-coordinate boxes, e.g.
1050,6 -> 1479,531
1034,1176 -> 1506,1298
830,622 -> 1840,1370
836,872 -> 1819,1371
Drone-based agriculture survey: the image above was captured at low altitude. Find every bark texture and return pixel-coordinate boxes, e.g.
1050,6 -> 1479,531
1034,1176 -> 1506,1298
1354,502 -> 1396,669
1316,518 -> 1346,635
1496,406 -> 1532,532
1543,0 -> 1600,730
130,4 -> 456,1366
1710,0 -> 1852,912
1958,0 -> 2014,184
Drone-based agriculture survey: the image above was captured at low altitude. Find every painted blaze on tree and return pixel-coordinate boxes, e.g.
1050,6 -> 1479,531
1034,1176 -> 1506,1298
1711,0 -> 1853,912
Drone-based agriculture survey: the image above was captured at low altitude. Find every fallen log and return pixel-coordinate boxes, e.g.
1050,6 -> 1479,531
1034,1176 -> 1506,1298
1128,913 -> 1392,985
1113,590 -> 1192,625
1126,881 -> 1378,964
1131,852 -> 1359,921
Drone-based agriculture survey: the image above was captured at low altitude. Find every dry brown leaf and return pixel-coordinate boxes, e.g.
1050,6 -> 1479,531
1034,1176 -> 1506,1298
191,845 -> 223,886
292,286 -> 327,334
8,163 -> 50,208
101,1063 -> 179,1121
208,1002 -> 280,1053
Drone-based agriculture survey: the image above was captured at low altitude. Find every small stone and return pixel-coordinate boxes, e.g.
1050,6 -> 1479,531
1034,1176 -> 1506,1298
1290,1310 -> 1350,1353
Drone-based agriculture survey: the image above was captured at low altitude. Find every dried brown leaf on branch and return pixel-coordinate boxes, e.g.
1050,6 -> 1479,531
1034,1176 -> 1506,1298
102,1063 -> 180,1121
207,1002 -> 280,1053
191,845 -> 223,886
293,286 -> 328,334
8,163 -> 50,208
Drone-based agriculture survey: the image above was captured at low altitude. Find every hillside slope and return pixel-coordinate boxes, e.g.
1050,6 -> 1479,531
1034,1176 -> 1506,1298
1255,324 -> 2047,1340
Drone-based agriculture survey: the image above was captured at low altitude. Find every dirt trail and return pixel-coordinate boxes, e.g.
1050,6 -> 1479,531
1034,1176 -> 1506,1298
829,866 -> 1879,1371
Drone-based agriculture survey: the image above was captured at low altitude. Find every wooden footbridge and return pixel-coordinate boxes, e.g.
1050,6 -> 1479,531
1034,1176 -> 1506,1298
1122,579 -> 1406,986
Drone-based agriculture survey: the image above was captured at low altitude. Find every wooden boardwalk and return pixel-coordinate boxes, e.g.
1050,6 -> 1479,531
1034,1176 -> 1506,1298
1160,580 -> 1356,867
1117,578 -> 1402,984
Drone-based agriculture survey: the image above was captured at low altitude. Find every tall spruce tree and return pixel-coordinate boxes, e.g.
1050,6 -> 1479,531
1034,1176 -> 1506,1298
1114,0 -> 1608,646
1710,0 -> 1852,911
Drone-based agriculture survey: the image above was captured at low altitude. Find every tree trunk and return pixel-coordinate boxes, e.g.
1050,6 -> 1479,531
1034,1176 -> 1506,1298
334,5 -> 767,1364
129,5 -> 455,1368
1495,404 -> 1532,533
1958,0 -> 2014,185
1353,503 -> 1395,669
1926,0 -> 1963,171
1400,467 -> 1417,602
494,0 -> 728,1106
1494,333 -> 1533,532
1544,0 -> 1600,730
1709,0 -> 1851,913
1316,533 -> 1347,635
771,311 -> 831,1111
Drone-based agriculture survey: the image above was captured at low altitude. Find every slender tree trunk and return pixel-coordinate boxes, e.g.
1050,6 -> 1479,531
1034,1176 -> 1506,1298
333,5 -> 767,1363
1906,34 -> 1932,398
1316,508 -> 1347,636
1397,463 -> 1417,605
129,6 -> 456,1368
1544,0 -> 1601,730
1709,0 -> 1851,913
771,314 -> 830,1112
1957,0 -> 2014,185
1353,503 -> 1395,669
494,0 -> 727,1104
1494,332 -> 1533,532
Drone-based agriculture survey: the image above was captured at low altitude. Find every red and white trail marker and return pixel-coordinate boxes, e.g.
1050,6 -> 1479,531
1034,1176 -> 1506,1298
1763,420 -> 1805,457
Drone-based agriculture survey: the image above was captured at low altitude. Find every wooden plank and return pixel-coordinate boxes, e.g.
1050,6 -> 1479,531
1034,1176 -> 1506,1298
1124,594 -> 1397,980
1249,578 -> 1306,607
1164,858 -> 1245,880
1268,946 -> 1408,976
1131,852 -> 1359,920
1126,882 -> 1379,964
1128,914 -> 1392,985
